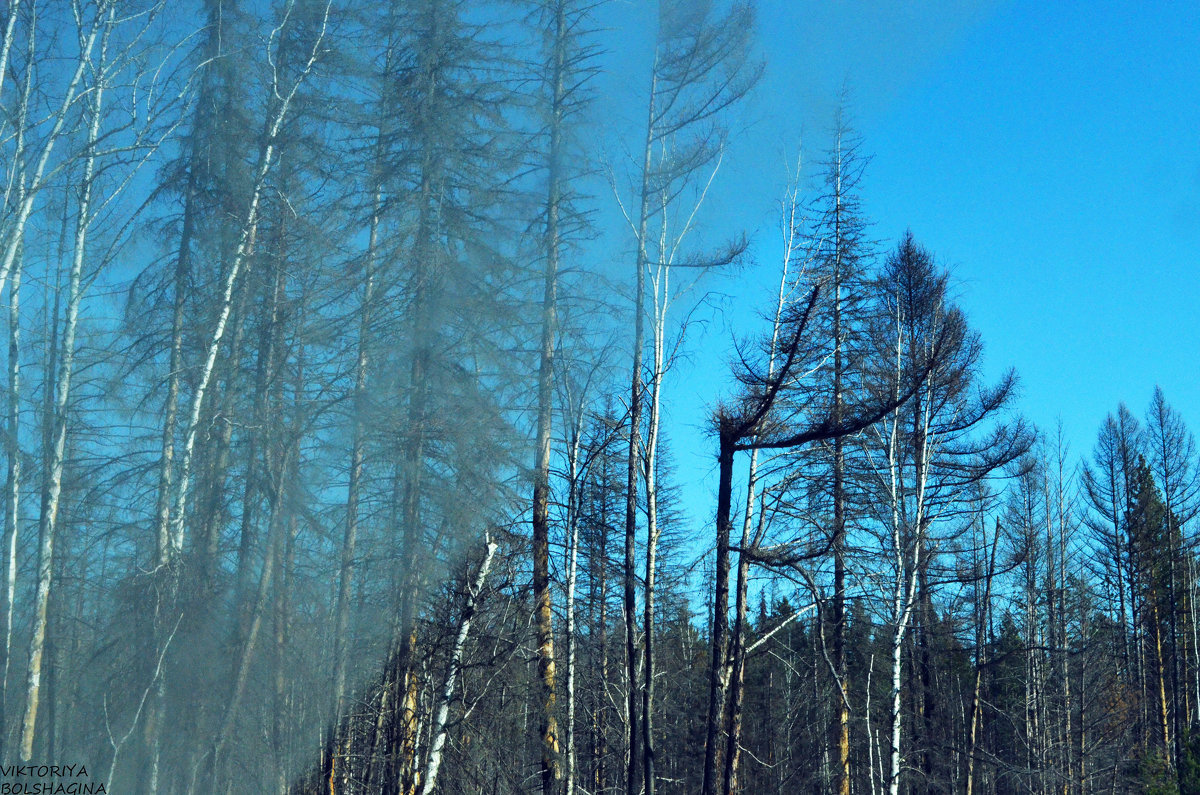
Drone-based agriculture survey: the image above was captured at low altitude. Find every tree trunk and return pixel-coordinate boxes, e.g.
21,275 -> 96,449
702,440 -> 735,795
720,463 -> 755,795
966,518 -> 1000,795
20,22 -> 108,753
142,12 -> 219,780
594,455 -> 610,795
643,250 -> 669,795
167,0 -> 327,559
208,451 -> 290,785
830,126 -> 851,795
328,183 -> 379,788
1151,593 -> 1171,760
532,4 -> 568,790
0,243 -> 18,762
563,410 -> 587,795
389,159 -> 439,795
0,33 -> 31,751
418,537 -> 498,795
0,0 -> 104,303
623,61 -> 661,795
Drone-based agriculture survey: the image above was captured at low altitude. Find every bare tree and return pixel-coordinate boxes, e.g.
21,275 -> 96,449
528,2 -> 601,791
418,536 -> 499,795
860,233 -> 1028,794
0,4 -> 34,759
1144,387 -> 1199,766
719,149 -> 811,794
612,4 -> 760,790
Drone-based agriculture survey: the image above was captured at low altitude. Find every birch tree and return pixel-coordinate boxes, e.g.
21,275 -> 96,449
166,0 -> 329,567
860,233 -> 1027,794
140,3 -> 329,788
0,0 -> 109,304
718,151 -> 812,794
418,536 -> 498,795
613,4 -> 760,789
0,4 -> 34,759
20,0 -> 186,758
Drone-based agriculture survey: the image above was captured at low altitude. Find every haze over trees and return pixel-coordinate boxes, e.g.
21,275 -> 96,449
0,1 -> 1193,794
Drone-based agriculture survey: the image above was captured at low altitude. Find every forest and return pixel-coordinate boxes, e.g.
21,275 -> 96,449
0,0 -> 1194,793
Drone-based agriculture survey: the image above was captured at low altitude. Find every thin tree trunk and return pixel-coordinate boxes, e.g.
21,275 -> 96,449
702,441 -> 735,795
720,468 -> 756,795
1151,594 -> 1171,760
967,518 -> 1001,795
0,0 -> 104,303
884,299 -> 935,795
210,336 -> 304,792
0,20 -> 32,754
151,70 -> 202,571
532,4 -> 567,789
866,655 -> 877,795
0,243 -> 18,761
142,11 -> 217,781
1055,445 -> 1072,795
1043,469 -> 1059,791
208,465 -> 286,785
563,408 -> 587,795
274,512 -> 299,795
0,0 -> 22,119
1191,555 -> 1200,730
887,481 -> 922,795
418,537 -> 498,795
830,127 -> 851,795
1078,556 -> 1089,794
595,458 -> 610,795
390,164 -> 438,795
642,247 -> 668,795
328,183 -> 379,788
721,183 -> 802,791
168,0 -> 328,558
20,18 -> 109,754
623,61 -> 660,795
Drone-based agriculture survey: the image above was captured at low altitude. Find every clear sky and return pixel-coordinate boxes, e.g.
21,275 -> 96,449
600,0 -> 1200,530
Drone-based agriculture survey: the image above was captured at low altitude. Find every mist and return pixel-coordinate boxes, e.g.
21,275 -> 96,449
0,1 -> 1195,794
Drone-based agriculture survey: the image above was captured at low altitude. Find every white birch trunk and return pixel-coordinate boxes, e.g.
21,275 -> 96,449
1,235 -> 19,750
0,19 -> 32,754
0,2 -> 105,302
644,147 -> 724,791
879,294 -> 937,795
167,0 -> 329,559
721,168 -> 798,792
642,215 -> 668,795
866,654 -> 878,795
418,537 -> 498,795
564,408 -> 586,795
19,10 -> 110,754
0,0 -> 21,110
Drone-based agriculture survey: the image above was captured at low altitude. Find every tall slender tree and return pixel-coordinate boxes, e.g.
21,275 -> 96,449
615,4 -> 760,790
528,2 -> 601,791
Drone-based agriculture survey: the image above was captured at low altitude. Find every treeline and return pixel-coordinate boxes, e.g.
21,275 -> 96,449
0,0 -> 1193,794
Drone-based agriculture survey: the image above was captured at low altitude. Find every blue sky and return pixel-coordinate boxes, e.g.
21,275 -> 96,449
596,0 -> 1200,529
857,0 -> 1200,458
